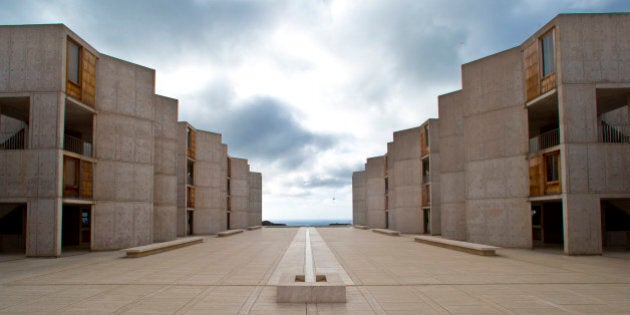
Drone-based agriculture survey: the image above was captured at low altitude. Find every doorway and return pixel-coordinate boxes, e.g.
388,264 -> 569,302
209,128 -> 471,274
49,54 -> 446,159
532,201 -> 563,248
601,199 -> 630,250
0,203 -> 26,253
62,205 -> 91,250
186,210 -> 194,235
423,209 -> 430,234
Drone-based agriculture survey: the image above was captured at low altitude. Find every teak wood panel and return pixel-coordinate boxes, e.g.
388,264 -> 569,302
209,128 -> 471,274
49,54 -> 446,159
420,127 -> 430,157
524,41 -> 540,102
81,50 -> 96,107
422,184 -> 430,207
81,161 -> 93,199
187,129 -> 196,159
187,186 -> 195,208
541,72 -> 557,94
66,38 -> 96,107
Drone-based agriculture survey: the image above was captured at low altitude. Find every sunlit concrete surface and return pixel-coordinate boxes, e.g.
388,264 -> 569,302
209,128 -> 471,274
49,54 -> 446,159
1,227 -> 629,314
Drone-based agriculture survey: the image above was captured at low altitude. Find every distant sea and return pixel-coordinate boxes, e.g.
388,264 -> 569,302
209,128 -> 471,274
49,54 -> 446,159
274,219 -> 352,227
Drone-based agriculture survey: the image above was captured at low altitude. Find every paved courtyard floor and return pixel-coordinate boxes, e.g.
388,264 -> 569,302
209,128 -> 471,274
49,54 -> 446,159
1,227 -> 629,314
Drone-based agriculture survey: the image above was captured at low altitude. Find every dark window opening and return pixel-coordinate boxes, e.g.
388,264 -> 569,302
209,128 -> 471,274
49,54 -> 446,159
545,153 -> 559,182
187,160 -> 194,185
68,40 -> 81,85
541,32 -> 555,77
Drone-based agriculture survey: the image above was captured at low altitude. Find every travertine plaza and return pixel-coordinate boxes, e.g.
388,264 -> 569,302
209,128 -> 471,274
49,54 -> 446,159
0,228 -> 629,313
353,13 -> 630,255
0,24 -> 262,257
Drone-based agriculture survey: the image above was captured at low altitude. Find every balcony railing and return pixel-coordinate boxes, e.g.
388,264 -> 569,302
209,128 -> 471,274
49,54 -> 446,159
64,134 -> 93,157
599,122 -> 630,144
529,128 -> 559,153
0,128 -> 28,150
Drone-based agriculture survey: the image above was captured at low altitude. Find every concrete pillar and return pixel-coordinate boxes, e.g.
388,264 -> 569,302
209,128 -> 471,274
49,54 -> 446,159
26,198 -> 62,257
563,194 -> 602,255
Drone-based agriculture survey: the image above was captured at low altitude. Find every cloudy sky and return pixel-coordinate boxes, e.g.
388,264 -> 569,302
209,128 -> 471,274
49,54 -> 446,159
3,0 -> 628,222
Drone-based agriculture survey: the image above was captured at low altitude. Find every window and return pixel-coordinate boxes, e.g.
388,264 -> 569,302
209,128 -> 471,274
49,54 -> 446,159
545,153 -> 559,182
187,160 -> 194,185
384,177 -> 388,193
186,128 -> 192,149
422,158 -> 430,183
67,40 -> 81,85
424,125 -> 429,147
541,32 -> 554,77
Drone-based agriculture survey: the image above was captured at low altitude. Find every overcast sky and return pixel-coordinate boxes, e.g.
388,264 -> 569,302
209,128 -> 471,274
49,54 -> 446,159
3,0 -> 628,222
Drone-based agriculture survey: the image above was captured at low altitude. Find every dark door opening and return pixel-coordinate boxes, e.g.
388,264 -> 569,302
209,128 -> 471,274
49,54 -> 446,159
226,212 -> 231,230
601,199 -> 630,250
186,210 -> 194,235
532,201 -> 563,248
385,211 -> 389,229
423,209 -> 430,234
62,205 -> 91,250
0,203 -> 26,253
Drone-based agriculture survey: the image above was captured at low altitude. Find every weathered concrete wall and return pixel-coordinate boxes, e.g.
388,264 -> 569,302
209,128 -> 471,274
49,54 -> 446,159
557,14 -> 630,85
248,172 -> 262,227
365,156 -> 386,229
437,91 -> 466,241
352,171 -> 366,226
0,25 -> 65,93
0,25 -> 69,256
229,157 -> 250,229
427,119 -> 441,235
460,47 -> 531,248
93,55 -> 156,250
388,127 -> 422,234
152,95 -> 178,242
194,130 -> 228,234
175,122 -> 189,236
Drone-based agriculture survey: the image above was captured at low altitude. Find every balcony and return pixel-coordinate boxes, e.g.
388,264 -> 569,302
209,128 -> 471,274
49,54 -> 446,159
0,128 -> 27,150
529,129 -> 559,153
599,122 -> 630,144
64,134 -> 93,157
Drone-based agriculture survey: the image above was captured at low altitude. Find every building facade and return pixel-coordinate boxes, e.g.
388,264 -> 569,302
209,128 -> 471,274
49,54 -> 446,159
0,24 -> 262,257
353,13 -> 630,254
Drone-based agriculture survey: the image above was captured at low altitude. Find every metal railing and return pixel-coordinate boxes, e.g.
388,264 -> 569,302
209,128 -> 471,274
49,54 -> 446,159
63,134 -> 93,157
599,123 -> 630,144
0,128 -> 28,150
529,128 -> 559,153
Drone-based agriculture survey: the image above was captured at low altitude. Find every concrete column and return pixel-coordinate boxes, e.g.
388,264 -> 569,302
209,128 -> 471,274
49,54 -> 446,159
563,194 -> 602,255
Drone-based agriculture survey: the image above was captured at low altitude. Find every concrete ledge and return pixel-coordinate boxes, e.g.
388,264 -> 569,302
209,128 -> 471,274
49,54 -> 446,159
415,235 -> 500,256
217,229 -> 244,237
124,237 -> 204,258
353,225 -> 369,230
277,284 -> 346,303
372,228 -> 400,236
246,226 -> 262,231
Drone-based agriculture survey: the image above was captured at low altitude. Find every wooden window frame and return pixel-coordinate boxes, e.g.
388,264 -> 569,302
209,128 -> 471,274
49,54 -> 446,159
540,30 -> 555,78
544,151 -> 560,184
66,37 -> 83,88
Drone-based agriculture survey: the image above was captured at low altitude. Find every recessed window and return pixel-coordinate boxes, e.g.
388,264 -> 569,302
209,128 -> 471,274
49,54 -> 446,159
545,153 -> 559,182
68,40 -> 81,85
541,32 -> 554,77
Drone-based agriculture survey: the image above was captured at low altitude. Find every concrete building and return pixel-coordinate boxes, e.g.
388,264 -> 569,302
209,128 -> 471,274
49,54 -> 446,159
0,24 -> 262,256
353,13 -> 630,255
354,120 -> 440,234
351,171 -> 366,226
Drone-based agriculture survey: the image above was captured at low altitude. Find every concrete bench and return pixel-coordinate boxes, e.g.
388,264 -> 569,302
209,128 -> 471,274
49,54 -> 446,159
217,229 -> 244,237
124,237 -> 204,258
353,225 -> 369,230
246,226 -> 262,231
415,235 -> 499,256
372,228 -> 401,236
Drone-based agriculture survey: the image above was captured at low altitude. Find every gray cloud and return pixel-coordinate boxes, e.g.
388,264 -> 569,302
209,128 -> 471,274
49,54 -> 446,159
190,95 -> 336,168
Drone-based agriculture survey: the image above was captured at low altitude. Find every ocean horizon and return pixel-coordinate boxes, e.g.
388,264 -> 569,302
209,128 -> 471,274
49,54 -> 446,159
266,219 -> 352,226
